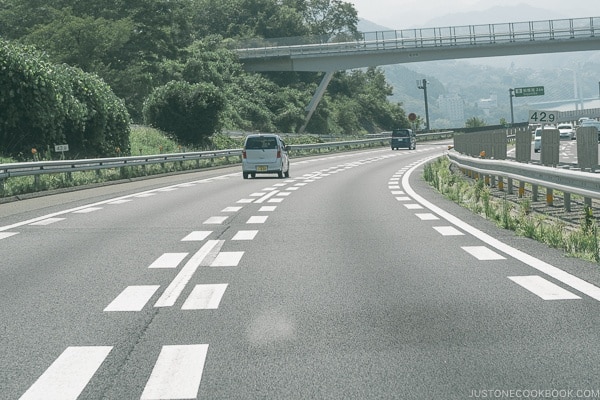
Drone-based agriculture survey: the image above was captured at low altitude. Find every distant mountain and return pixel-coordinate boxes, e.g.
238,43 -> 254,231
357,19 -> 392,33
355,8 -> 600,129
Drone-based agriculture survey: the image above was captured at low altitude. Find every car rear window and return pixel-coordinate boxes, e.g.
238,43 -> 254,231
245,137 -> 278,150
392,130 -> 410,137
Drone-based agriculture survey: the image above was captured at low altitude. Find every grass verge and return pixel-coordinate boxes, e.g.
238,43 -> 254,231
423,156 -> 600,263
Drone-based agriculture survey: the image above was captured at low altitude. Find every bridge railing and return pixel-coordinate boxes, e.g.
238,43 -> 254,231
235,16 -> 599,58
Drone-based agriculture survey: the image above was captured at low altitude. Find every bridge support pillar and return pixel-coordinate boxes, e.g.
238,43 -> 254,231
298,71 -> 334,134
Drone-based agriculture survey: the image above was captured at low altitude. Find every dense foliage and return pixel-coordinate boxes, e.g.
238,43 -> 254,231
0,0 -> 408,157
0,39 -> 130,158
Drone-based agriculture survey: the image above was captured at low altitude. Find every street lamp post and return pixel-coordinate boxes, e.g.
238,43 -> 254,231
509,88 -> 515,125
417,79 -> 430,132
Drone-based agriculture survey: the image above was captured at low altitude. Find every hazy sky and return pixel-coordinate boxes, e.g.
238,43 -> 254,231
348,0 -> 597,30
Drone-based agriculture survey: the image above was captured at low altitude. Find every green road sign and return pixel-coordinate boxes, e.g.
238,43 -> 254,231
514,86 -> 544,97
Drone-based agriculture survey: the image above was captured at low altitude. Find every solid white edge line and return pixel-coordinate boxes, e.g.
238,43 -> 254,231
402,155 -> 600,301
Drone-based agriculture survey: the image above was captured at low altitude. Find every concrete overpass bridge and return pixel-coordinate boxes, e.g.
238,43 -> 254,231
234,17 -> 600,132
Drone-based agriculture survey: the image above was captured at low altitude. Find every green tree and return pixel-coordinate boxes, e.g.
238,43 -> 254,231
303,0 -> 358,38
143,81 -> 225,146
0,39 -> 130,158
465,116 -> 487,128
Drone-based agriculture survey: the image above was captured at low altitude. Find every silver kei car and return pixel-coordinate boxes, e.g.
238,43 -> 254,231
242,134 -> 290,179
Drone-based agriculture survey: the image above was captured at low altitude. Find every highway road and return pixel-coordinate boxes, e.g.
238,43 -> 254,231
2,143 -> 600,399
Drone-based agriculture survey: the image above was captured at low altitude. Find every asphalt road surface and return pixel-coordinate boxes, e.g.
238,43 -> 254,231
2,144 -> 600,399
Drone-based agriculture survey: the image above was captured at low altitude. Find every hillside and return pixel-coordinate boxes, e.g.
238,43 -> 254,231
358,14 -> 600,129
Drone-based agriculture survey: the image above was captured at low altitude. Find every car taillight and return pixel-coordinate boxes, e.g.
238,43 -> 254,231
242,149 -> 247,159
276,148 -> 281,158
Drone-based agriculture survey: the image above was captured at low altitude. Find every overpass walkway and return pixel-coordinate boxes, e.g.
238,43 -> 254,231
234,17 -> 600,131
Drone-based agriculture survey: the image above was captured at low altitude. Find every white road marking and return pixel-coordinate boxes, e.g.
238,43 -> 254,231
222,206 -> 242,212
0,232 -> 18,240
72,207 -> 102,214
237,198 -> 254,203
148,253 -> 188,269
285,187 -> 300,191
404,204 -> 423,210
140,344 -> 209,400
433,226 -> 464,236
107,199 -> 132,205
135,193 -> 156,198
211,251 -> 244,267
268,198 -> 285,203
29,218 -> 65,226
259,206 -> 277,212
203,216 -> 228,225
402,157 -> 600,302
0,173 -> 242,233
247,216 -> 268,224
104,285 -> 161,311
182,284 -> 228,309
415,213 -> 439,220
395,196 -> 411,201
181,231 -> 212,241
389,185 -> 401,189
155,240 -> 222,307
509,276 -> 581,300
391,191 -> 405,195
254,191 -> 279,203
250,192 -> 266,197
19,346 -> 113,400
462,246 -> 506,260
232,230 -> 258,240
276,192 -> 291,196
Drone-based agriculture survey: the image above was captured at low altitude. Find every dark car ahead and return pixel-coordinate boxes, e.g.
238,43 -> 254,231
391,128 -> 416,150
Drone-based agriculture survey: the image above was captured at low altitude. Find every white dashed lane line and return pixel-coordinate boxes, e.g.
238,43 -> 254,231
148,253 -> 188,269
509,276 -> 581,300
181,284 -> 228,310
395,157 -> 600,302
19,346 -> 113,400
181,231 -> 212,241
140,344 -> 209,400
104,285 -> 161,312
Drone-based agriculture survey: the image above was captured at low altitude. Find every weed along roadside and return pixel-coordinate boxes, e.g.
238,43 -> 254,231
423,156 -> 600,263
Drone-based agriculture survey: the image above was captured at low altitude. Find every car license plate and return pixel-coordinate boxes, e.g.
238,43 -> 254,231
256,165 -> 268,172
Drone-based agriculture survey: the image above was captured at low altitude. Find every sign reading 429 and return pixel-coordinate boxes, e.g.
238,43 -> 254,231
528,110 -> 558,124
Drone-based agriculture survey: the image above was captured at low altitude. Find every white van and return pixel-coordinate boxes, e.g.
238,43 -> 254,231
242,134 -> 290,179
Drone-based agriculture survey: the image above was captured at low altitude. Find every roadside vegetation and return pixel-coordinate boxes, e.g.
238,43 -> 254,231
1,0 -> 410,162
423,156 -> 600,263
0,125 -> 382,198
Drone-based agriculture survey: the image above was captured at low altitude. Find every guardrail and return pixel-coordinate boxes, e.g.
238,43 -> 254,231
0,138 -> 393,195
446,150 -> 600,211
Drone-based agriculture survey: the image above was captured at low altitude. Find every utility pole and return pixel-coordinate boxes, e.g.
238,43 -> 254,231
509,88 -> 515,125
417,79 -> 430,132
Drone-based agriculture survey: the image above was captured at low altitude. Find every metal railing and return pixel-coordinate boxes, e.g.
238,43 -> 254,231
0,138 -> 389,184
446,151 -> 600,210
235,17 -> 599,59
